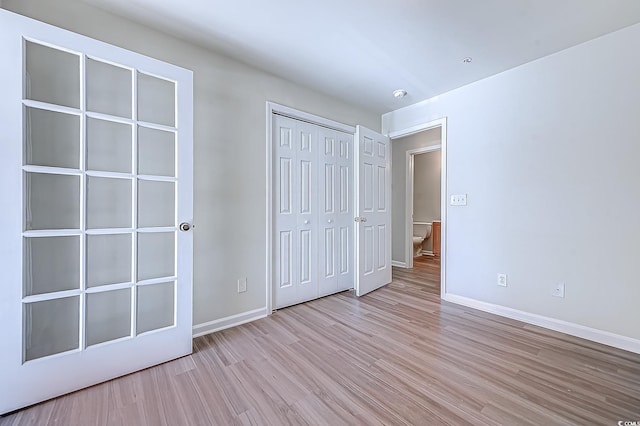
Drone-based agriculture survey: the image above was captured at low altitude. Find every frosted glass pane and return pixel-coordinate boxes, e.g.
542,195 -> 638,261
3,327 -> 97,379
86,234 -> 132,287
138,127 -> 175,177
24,236 -> 80,296
138,73 -> 175,126
24,107 -> 80,169
137,282 -> 174,334
86,58 -> 132,118
86,177 -> 132,229
137,232 -> 174,280
25,41 -> 80,108
86,118 -> 132,173
25,173 -> 80,230
138,180 -> 175,227
24,296 -> 79,361
86,289 -> 131,346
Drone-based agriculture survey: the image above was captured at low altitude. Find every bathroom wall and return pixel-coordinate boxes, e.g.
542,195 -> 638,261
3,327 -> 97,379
2,0 -> 380,331
391,128 -> 441,266
383,22 -> 640,345
414,150 -> 441,252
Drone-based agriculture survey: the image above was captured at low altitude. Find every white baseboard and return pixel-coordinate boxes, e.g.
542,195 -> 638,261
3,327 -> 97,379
443,293 -> 640,355
421,251 -> 434,257
392,260 -> 408,268
192,307 -> 268,338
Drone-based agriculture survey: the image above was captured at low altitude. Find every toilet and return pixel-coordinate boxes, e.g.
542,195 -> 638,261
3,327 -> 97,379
412,222 -> 432,257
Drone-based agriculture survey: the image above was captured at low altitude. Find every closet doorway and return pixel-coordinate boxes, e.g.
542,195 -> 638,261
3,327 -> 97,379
266,103 -> 392,311
271,113 -> 355,309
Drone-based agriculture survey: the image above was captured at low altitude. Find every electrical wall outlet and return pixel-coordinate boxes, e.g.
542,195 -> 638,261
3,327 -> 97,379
552,282 -> 565,298
497,273 -> 507,287
237,277 -> 247,293
450,194 -> 467,206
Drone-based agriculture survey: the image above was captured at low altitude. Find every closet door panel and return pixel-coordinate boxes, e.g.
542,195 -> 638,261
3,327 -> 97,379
273,116 -> 299,308
318,129 -> 337,296
336,134 -> 354,290
295,125 -> 317,303
274,115 -> 353,308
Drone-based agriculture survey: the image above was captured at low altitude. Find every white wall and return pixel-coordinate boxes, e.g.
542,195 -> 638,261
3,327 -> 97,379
414,151 -> 441,252
414,151 -> 442,224
391,129 -> 441,265
383,23 -> 640,343
2,0 -> 380,329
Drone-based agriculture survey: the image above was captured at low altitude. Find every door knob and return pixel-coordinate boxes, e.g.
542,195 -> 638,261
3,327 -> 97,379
179,222 -> 191,232
327,219 -> 333,223
361,217 -> 367,222
304,220 -> 310,224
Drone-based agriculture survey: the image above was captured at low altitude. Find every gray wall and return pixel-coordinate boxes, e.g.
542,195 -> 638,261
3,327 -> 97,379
414,150 -> 441,252
383,23 -> 640,341
3,0 -> 380,327
391,129 -> 441,265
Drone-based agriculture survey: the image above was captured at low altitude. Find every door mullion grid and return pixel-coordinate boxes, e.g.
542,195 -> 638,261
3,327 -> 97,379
173,78 -> 179,323
20,37 -> 28,364
131,68 -> 139,338
79,52 -> 87,351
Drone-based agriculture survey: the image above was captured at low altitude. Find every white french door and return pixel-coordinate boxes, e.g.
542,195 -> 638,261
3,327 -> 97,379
355,125 -> 392,296
0,10 -> 193,414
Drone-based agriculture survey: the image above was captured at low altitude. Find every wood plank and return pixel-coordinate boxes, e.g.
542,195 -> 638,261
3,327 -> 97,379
2,256 -> 639,424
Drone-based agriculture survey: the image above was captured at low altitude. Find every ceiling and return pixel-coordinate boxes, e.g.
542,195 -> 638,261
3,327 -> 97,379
83,0 -> 640,114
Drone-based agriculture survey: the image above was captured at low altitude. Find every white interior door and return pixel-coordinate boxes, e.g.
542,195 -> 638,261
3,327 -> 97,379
273,113 -> 354,309
318,127 -> 354,296
0,10 -> 193,414
355,125 -> 392,296
273,115 -> 317,308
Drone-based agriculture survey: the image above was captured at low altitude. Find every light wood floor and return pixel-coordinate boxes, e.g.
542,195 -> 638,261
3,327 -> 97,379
3,256 -> 639,425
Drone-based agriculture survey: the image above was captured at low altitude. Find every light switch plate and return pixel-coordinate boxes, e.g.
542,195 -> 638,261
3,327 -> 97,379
450,194 -> 467,206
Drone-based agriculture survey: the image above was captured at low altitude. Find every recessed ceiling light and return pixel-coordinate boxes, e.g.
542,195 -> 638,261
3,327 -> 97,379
463,57 -> 473,63
393,89 -> 407,99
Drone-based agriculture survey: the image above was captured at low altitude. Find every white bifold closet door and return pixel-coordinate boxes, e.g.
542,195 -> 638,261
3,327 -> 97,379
318,126 -> 354,296
273,115 -> 354,309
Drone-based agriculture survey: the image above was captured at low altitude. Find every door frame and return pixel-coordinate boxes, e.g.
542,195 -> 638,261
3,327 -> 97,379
265,102 -> 355,313
388,117 -> 447,297
405,144 -> 441,269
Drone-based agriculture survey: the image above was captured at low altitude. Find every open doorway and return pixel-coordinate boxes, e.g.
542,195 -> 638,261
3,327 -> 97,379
407,146 -> 442,267
389,118 -> 446,297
